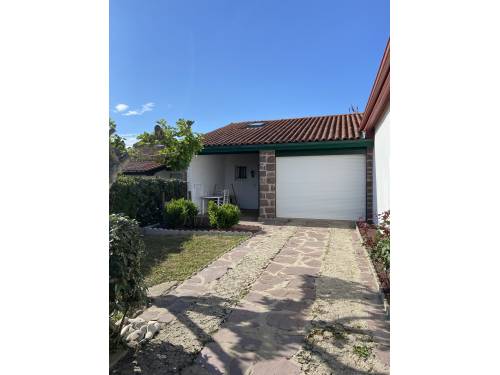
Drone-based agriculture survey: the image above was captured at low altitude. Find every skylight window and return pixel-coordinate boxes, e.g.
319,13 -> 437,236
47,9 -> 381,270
246,122 -> 266,129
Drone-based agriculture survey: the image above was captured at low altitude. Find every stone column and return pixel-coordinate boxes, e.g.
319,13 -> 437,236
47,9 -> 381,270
258,150 -> 276,219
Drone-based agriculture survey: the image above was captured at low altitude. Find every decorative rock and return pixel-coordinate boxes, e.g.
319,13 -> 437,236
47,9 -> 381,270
145,322 -> 161,339
125,331 -> 137,342
115,317 -> 128,326
120,324 -> 133,337
126,329 -> 145,342
128,317 -> 146,329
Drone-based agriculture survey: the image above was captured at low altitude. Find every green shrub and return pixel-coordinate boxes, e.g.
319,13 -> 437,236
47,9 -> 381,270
207,201 -> 241,229
109,214 -> 147,318
373,235 -> 390,271
164,198 -> 198,228
362,210 -> 390,271
109,214 -> 147,349
109,175 -> 187,226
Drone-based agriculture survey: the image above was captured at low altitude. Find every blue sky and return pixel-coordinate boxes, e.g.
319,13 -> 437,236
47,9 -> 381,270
110,0 -> 389,145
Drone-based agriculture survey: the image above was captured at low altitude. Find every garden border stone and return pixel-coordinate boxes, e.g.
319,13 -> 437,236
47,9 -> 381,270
355,223 -> 390,318
142,227 -> 254,236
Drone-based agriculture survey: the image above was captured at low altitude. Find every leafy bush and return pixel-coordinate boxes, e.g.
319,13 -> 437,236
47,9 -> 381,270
110,175 -> 187,226
361,210 -> 390,271
208,201 -> 241,229
109,214 -> 147,349
109,214 -> 147,319
164,198 -> 198,228
373,235 -> 390,271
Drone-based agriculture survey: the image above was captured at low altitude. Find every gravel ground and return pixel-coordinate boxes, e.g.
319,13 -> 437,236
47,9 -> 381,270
293,226 -> 389,375
111,224 -> 297,375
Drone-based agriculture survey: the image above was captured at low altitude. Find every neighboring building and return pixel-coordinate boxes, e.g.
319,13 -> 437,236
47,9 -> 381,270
123,161 -> 186,180
359,40 -> 390,222
187,113 -> 373,221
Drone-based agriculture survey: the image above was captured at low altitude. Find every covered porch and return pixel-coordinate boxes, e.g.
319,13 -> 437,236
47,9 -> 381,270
187,152 -> 260,215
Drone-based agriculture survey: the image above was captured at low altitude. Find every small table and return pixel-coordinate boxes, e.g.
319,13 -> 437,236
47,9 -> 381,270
200,195 -> 223,214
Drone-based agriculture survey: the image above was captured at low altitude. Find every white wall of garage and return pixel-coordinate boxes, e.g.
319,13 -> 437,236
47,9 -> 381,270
276,154 -> 366,221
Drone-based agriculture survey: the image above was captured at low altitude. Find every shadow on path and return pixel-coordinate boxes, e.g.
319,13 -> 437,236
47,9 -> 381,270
111,273 -> 388,375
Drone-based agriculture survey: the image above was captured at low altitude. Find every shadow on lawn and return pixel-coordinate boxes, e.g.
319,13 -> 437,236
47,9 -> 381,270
140,233 -> 249,288
140,234 -> 193,281
111,272 -> 389,375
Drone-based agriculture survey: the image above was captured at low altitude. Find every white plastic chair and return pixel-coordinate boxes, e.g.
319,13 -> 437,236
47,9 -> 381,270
222,189 -> 230,205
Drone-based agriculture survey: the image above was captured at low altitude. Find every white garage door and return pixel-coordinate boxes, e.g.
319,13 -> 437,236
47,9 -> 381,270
276,154 -> 366,220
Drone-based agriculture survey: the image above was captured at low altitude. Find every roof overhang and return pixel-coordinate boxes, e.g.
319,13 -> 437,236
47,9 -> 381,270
359,39 -> 390,134
199,139 -> 373,155
122,163 -> 168,174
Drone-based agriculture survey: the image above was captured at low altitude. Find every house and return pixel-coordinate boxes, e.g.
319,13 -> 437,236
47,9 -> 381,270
359,40 -> 390,222
187,113 -> 373,221
187,40 -> 389,222
123,161 -> 186,180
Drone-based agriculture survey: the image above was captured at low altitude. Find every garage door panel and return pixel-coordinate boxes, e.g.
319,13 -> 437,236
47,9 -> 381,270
276,155 -> 365,220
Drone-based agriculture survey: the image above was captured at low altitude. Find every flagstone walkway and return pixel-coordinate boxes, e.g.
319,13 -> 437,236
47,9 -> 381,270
112,220 -> 389,375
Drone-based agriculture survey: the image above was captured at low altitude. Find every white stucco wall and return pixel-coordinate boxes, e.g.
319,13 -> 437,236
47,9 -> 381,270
187,153 -> 259,212
187,154 -> 226,211
373,105 -> 390,222
223,153 -> 259,209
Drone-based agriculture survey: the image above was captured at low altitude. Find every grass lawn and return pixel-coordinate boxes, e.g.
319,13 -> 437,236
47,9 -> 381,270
141,234 -> 249,287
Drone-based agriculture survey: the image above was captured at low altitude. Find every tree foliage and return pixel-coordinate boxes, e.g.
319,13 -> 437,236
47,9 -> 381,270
109,118 -> 129,185
133,118 -> 203,171
109,118 -> 127,158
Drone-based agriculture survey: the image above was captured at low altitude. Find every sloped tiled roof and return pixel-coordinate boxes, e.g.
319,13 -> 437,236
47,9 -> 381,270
123,161 -> 166,173
203,113 -> 364,147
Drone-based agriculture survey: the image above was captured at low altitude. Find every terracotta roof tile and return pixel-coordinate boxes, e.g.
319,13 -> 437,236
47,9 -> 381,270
123,161 -> 165,173
203,113 -> 363,147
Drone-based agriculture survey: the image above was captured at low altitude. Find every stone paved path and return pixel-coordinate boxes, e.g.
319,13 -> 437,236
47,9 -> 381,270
188,225 -> 330,374
112,224 -> 297,375
112,220 -> 389,375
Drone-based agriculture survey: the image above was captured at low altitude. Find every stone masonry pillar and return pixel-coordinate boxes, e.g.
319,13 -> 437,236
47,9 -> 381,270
259,150 -> 276,219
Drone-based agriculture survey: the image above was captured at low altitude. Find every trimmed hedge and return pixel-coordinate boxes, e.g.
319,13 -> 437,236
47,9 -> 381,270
208,201 -> 241,229
110,175 -> 187,226
165,198 -> 198,228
